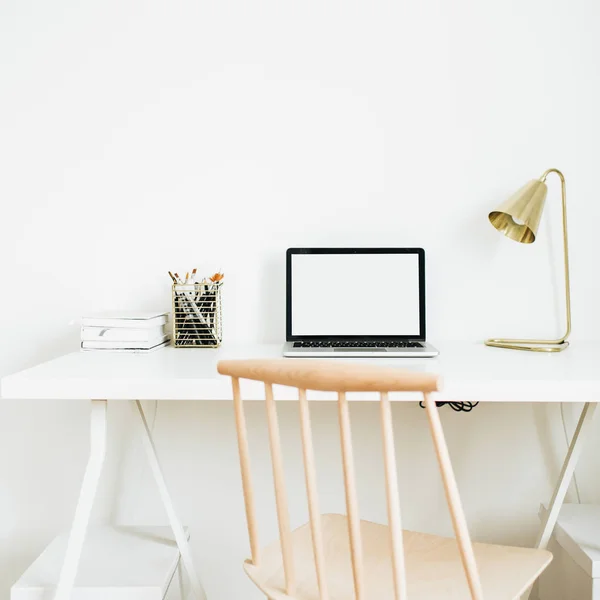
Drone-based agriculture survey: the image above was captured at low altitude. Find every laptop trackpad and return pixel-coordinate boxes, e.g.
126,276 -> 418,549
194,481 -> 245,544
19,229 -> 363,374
334,348 -> 382,352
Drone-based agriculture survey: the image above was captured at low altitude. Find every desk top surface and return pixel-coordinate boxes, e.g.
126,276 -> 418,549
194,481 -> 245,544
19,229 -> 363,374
2,342 -> 599,402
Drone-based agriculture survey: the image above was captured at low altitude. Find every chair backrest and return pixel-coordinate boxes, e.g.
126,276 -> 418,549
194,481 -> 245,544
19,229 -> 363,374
217,359 -> 483,600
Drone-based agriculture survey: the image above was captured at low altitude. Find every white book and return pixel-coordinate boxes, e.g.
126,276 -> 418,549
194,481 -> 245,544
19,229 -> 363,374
81,338 -> 170,352
81,311 -> 169,329
81,325 -> 168,342
81,333 -> 169,348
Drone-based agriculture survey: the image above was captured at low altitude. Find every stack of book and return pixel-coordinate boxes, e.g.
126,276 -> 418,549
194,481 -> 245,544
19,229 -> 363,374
81,311 -> 170,352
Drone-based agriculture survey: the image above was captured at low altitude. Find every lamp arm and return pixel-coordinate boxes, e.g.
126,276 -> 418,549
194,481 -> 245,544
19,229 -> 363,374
485,168 -> 572,352
540,168 -> 571,342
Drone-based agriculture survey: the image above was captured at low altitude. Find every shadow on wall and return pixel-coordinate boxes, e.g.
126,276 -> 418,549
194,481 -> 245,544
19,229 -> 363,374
4,328 -> 77,377
258,254 -> 286,343
532,402 -> 590,505
533,403 -> 562,499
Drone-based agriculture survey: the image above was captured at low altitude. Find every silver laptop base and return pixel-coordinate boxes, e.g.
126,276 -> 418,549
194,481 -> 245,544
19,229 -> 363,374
283,342 -> 439,358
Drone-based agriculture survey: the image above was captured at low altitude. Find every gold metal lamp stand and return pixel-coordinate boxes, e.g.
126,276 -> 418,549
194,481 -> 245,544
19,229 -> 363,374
485,168 -> 571,352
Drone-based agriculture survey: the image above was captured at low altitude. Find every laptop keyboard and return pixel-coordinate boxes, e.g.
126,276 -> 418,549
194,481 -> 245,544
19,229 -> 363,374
293,341 -> 423,348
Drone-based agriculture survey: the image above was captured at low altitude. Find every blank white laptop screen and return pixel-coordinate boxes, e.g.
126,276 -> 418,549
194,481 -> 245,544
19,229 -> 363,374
290,252 -> 421,337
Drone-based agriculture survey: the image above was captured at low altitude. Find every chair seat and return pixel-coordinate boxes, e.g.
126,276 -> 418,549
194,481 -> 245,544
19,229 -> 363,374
244,514 -> 552,600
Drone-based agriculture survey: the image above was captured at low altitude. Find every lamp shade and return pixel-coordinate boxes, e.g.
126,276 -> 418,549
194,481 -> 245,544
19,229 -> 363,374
488,179 -> 548,244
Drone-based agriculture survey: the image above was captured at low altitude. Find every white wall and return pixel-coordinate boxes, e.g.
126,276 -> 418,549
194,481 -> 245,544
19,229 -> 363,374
1,0 -> 600,598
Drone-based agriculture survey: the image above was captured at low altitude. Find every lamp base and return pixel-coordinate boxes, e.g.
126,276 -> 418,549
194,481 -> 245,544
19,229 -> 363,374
484,339 -> 569,353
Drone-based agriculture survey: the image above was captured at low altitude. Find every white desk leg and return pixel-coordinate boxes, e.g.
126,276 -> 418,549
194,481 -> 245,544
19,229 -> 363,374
536,401 -> 597,549
132,400 -> 207,600
525,402 -> 597,600
54,400 -> 107,600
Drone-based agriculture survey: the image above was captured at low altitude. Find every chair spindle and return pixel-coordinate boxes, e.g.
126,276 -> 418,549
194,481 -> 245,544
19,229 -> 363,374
380,392 -> 408,600
423,392 -> 484,600
265,382 -> 296,595
338,391 -> 364,600
298,388 -> 329,600
232,377 -> 261,565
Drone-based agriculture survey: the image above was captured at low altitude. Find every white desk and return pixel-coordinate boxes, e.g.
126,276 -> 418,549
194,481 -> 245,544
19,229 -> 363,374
2,341 -> 599,600
3,341 -> 600,402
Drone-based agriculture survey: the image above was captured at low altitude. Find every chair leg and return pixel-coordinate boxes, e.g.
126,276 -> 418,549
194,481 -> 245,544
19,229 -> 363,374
132,400 -> 208,600
54,400 -> 108,600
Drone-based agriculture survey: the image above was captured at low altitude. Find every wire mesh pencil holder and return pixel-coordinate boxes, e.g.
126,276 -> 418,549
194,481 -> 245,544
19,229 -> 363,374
172,283 -> 223,347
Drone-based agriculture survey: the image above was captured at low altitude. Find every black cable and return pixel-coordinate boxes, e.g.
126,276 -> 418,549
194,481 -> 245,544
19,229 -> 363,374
419,400 -> 479,412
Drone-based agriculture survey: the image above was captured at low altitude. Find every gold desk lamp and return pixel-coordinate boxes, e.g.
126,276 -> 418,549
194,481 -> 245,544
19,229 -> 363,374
486,168 -> 571,352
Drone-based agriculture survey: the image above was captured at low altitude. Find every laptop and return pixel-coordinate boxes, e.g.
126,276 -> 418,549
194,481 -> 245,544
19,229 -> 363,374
283,248 -> 439,358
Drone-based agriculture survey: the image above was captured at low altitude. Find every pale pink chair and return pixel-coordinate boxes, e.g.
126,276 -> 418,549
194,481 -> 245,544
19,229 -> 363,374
218,359 -> 551,600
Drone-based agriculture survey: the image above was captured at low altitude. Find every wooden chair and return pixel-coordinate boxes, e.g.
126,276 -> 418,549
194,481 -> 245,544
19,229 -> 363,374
217,359 -> 552,600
